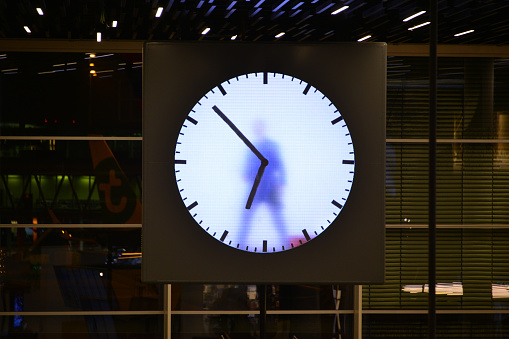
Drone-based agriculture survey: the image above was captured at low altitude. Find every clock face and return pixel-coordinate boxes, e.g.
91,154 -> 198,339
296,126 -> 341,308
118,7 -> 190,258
174,72 -> 355,253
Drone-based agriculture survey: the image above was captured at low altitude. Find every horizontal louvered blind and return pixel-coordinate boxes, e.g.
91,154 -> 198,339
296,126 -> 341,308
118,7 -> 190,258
366,56 -> 509,311
364,228 -> 509,310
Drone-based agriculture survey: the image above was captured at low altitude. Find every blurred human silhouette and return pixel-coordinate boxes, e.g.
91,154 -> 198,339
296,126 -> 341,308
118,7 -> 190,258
240,120 -> 287,245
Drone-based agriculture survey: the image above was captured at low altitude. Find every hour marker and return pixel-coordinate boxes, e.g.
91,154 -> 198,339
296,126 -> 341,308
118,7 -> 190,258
343,160 -> 355,165
220,230 -> 228,242
186,116 -> 198,125
217,84 -> 227,95
175,159 -> 187,164
303,83 -> 311,95
263,72 -> 268,84
332,200 -> 343,209
263,240 -> 267,252
187,201 -> 198,210
302,229 -> 311,241
331,116 -> 343,125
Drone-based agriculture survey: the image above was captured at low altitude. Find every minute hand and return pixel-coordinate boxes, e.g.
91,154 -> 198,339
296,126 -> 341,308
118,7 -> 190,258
212,105 -> 268,165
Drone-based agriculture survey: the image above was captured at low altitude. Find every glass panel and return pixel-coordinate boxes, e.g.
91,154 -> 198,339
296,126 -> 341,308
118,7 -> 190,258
0,140 -> 141,224
0,228 -> 161,312
364,228 -> 509,310
173,314 -> 353,339
173,284 -> 259,311
0,315 -> 163,338
363,314 -> 509,338
0,52 -> 142,137
172,284 -> 354,311
386,142 -> 509,225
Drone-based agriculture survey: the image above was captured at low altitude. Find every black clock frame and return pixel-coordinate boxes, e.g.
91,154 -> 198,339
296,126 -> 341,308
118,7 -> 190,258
142,41 -> 386,284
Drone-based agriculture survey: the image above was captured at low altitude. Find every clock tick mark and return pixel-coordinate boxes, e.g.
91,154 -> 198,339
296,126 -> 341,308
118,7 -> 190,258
343,160 -> 355,165
331,116 -> 343,125
175,160 -> 187,164
302,229 -> 311,241
332,200 -> 343,209
263,240 -> 267,252
217,84 -> 227,96
263,72 -> 268,84
220,230 -> 228,242
187,201 -> 198,210
186,116 -> 198,125
303,83 -> 311,95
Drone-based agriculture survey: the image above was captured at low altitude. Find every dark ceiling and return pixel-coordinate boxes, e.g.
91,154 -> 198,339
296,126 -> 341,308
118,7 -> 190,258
0,0 -> 508,45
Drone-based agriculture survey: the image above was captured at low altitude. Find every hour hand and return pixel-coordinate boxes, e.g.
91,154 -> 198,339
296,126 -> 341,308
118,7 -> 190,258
246,162 -> 267,209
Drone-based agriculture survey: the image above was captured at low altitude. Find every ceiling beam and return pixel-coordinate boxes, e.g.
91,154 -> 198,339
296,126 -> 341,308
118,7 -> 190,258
0,39 -> 509,57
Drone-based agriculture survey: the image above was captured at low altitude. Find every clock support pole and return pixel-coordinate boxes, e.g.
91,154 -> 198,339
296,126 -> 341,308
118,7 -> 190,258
258,284 -> 267,339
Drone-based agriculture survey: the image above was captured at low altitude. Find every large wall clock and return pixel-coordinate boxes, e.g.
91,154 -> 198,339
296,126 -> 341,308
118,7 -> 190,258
142,42 -> 386,284
175,72 -> 355,253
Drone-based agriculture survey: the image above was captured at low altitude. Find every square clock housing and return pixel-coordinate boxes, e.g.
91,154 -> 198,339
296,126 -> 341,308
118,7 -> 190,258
142,42 -> 386,284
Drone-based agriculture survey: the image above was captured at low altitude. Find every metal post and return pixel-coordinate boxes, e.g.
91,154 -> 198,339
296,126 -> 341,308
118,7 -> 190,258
165,284 -> 171,339
428,0 -> 438,338
354,285 -> 362,339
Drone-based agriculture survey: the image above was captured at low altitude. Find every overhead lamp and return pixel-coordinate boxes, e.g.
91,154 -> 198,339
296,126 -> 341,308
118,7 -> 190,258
231,35 -> 237,40
96,32 -> 102,42
357,35 -> 371,42
292,2 -> 304,10
454,29 -> 474,37
112,20 -> 118,28
155,7 -> 164,17
36,8 -> 44,15
331,6 -> 348,15
403,11 -> 426,22
201,27 -> 211,35
24,26 -> 31,33
275,32 -> 285,38
89,53 -> 96,58
273,0 -> 290,12
408,21 -> 430,31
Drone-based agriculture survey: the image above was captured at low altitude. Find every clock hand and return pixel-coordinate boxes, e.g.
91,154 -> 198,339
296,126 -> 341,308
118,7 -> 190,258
246,162 -> 268,209
212,105 -> 269,209
212,105 -> 268,165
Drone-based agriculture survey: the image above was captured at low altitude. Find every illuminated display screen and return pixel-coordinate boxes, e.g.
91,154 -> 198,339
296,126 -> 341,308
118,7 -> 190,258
175,72 -> 354,253
142,42 -> 386,284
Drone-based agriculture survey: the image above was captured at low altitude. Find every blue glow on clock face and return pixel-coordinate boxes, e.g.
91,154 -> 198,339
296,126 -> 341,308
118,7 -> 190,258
175,72 -> 355,253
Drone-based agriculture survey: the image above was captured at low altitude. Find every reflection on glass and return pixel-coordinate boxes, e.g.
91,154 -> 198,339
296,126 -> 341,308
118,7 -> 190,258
0,228 -> 160,312
1,315 -> 162,338
0,140 -> 141,224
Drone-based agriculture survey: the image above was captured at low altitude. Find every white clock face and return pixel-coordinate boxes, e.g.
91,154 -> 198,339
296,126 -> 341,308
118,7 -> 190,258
174,72 -> 355,253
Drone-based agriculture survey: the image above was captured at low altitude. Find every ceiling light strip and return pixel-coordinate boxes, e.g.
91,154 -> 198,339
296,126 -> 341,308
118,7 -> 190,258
403,11 -> 426,22
331,6 -> 348,15
454,29 -> 474,37
408,21 -> 430,31
273,0 -> 290,12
